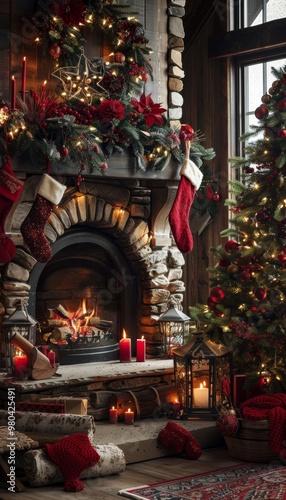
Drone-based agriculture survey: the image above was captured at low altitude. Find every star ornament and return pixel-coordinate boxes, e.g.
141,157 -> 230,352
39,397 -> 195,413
52,49 -> 109,104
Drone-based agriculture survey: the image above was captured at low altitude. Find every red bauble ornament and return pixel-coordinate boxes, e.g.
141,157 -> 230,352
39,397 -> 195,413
251,305 -> 259,312
277,99 -> 286,112
212,193 -> 221,202
60,146 -> 69,157
254,106 -> 268,120
255,287 -> 267,300
261,94 -> 271,104
49,43 -> 61,58
239,271 -> 251,282
113,52 -> 126,63
278,129 -> 286,138
216,414 -> 239,436
225,240 -> 239,253
209,287 -> 226,304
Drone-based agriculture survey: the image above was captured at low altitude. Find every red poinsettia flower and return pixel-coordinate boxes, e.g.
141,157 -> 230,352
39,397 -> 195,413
95,99 -> 126,122
52,0 -> 86,26
131,93 -> 166,128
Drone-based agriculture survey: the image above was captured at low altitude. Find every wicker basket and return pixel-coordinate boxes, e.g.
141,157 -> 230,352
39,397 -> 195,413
224,419 -> 279,462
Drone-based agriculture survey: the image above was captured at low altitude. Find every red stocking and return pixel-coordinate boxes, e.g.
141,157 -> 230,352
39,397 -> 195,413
169,142 -> 203,253
21,174 -> 66,263
0,156 -> 23,263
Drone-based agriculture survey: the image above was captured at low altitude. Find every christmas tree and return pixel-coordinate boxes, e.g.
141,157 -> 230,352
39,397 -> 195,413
190,63 -> 286,392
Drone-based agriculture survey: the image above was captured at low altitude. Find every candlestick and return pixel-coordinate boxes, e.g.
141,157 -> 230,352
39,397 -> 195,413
124,408 -> 134,425
109,406 -> 118,424
21,57 -> 26,94
119,330 -> 131,362
136,336 -> 146,362
193,383 -> 209,408
11,76 -> 16,109
13,352 -> 28,380
48,350 -> 55,368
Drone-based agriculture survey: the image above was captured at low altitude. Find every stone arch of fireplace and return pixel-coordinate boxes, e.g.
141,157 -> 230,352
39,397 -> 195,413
0,177 -> 186,360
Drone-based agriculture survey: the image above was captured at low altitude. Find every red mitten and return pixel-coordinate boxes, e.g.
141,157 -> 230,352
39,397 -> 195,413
44,433 -> 100,491
0,155 -> 24,263
158,421 -> 202,459
21,174 -> 66,262
169,141 -> 203,253
158,421 -> 186,454
185,435 -> 202,460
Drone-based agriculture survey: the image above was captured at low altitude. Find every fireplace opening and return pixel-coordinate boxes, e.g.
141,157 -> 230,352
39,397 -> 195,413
27,230 -> 137,364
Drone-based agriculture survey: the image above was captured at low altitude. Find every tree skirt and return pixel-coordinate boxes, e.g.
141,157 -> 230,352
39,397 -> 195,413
118,462 -> 286,500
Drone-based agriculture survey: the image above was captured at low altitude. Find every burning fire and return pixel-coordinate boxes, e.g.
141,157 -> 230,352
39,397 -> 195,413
42,299 -> 112,346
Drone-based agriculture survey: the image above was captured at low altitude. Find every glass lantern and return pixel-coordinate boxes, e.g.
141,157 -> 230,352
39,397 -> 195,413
173,331 -> 233,419
3,303 -> 37,375
158,304 -> 191,357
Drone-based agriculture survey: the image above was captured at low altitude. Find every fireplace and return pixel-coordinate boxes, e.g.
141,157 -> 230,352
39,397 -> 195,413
0,172 -> 186,367
30,229 -> 136,364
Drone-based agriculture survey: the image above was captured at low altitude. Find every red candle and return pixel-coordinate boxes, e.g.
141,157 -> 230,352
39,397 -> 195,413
109,406 -> 118,424
48,350 -> 55,368
119,330 -> 131,362
11,76 -> 16,109
41,80 -> 47,96
41,345 -> 49,357
136,336 -> 146,362
172,400 -> 181,419
124,408 -> 134,425
21,57 -> 26,94
13,353 -> 28,380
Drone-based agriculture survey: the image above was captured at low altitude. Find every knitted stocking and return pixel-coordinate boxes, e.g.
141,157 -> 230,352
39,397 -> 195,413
169,141 -> 203,253
158,421 -> 202,459
21,174 -> 66,263
0,156 -> 24,263
44,433 -> 100,491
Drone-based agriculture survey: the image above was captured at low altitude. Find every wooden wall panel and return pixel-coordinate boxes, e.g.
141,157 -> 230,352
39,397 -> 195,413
182,11 -> 229,309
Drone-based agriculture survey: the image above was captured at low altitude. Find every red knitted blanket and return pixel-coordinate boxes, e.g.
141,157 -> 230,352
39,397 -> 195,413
240,393 -> 286,455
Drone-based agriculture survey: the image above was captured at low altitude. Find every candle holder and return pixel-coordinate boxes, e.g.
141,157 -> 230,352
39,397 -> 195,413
158,303 -> 191,358
173,331 -> 233,420
3,301 -> 37,376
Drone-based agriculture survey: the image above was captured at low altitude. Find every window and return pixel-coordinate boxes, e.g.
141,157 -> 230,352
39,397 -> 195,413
229,1 -> 286,181
233,0 -> 285,29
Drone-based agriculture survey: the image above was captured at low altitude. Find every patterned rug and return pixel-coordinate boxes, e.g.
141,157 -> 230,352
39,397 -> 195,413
118,462 -> 286,499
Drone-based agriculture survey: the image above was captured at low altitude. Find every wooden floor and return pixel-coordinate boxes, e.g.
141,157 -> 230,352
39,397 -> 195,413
0,445 -> 246,499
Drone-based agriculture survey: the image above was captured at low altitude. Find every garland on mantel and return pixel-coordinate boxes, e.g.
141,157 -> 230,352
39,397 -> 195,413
0,0 -> 216,188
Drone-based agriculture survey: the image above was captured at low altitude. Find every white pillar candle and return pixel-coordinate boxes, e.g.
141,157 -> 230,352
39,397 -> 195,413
193,383 -> 209,408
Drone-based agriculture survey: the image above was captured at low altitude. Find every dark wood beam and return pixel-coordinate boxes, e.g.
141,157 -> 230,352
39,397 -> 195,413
208,18 -> 286,58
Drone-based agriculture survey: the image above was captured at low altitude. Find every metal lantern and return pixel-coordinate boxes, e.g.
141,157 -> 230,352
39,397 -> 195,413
173,331 -> 233,419
158,304 -> 191,357
3,303 -> 37,375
